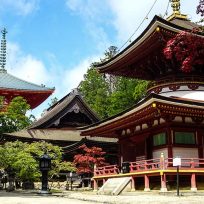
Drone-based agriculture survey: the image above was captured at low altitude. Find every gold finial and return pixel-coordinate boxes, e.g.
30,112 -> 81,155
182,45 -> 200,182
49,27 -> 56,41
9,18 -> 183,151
171,0 -> 180,14
167,0 -> 187,21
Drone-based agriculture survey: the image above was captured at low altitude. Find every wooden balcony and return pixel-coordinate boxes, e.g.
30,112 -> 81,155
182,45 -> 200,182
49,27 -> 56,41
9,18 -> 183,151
93,157 -> 204,192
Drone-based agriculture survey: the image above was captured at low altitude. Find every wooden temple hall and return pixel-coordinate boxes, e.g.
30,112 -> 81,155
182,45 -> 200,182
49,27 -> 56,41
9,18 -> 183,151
80,1 -> 204,192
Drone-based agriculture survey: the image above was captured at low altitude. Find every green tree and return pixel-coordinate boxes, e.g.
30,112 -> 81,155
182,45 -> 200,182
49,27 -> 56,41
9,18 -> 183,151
79,66 -> 110,119
108,78 -> 148,116
0,141 -> 76,183
0,96 -> 33,134
48,97 -> 58,107
79,46 -> 149,119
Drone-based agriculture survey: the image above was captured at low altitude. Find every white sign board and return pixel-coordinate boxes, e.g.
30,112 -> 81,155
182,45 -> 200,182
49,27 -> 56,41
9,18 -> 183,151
173,157 -> 181,166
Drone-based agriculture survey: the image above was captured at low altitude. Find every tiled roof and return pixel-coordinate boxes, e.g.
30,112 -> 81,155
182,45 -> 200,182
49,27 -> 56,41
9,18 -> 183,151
30,90 -> 99,128
0,69 -> 53,91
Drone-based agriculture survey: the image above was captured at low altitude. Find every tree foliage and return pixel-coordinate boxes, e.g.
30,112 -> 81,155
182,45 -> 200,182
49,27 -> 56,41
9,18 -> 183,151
197,0 -> 204,17
79,46 -> 149,119
0,96 -> 34,134
73,144 -> 106,174
79,66 -> 110,119
163,2 -> 204,72
0,141 -> 76,182
163,30 -> 204,72
108,77 -> 148,116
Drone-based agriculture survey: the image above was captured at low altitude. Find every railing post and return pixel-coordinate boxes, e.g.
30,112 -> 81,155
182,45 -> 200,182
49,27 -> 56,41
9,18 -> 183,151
160,173 -> 167,192
145,161 -> 147,170
190,159 -> 195,168
191,173 -> 197,192
160,153 -> 165,169
144,175 -> 150,191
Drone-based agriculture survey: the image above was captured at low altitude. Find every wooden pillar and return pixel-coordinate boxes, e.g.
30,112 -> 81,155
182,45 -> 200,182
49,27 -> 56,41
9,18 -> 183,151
131,176 -> 136,191
160,173 -> 167,192
120,143 -> 123,168
144,175 -> 150,191
191,173 -> 197,192
103,178 -> 106,185
93,179 -> 98,191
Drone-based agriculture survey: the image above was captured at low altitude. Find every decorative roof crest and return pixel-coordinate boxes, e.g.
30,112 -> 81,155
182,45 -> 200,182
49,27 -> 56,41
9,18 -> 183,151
0,28 -> 7,72
167,0 -> 188,21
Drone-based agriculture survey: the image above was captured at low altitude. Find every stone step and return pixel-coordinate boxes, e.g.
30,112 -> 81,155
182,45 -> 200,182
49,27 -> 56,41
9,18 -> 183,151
98,177 -> 132,195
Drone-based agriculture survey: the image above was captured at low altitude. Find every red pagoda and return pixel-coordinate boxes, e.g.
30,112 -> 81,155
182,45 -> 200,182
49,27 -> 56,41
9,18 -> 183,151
0,28 -> 54,109
81,1 -> 204,193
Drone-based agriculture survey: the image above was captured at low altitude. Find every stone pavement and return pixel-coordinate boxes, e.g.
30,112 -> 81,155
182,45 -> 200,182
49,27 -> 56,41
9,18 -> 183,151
0,190 -> 204,204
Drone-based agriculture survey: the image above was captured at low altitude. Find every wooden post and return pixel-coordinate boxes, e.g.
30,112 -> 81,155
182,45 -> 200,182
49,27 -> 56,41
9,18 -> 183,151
160,153 -> 165,170
160,173 -> 167,192
103,178 -> 106,185
93,179 -> 98,191
131,176 -> 136,191
144,175 -> 150,191
191,173 -> 197,192
94,164 -> 97,176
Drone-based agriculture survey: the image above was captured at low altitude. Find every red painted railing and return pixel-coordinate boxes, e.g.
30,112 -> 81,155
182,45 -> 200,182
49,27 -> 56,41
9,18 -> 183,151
130,158 -> 160,172
165,158 -> 204,169
94,165 -> 119,176
94,157 -> 204,177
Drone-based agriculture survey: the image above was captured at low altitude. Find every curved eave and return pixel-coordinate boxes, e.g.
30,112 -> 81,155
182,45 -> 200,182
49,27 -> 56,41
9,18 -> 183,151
0,87 -> 54,94
0,88 -> 54,109
96,15 -> 203,75
81,94 -> 204,138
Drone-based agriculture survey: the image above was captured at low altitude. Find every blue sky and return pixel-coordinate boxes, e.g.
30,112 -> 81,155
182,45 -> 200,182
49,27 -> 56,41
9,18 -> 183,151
0,0 -> 201,118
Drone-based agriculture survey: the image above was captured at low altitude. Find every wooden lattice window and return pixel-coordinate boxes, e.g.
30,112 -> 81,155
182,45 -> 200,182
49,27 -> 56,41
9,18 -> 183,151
153,132 -> 166,146
174,132 -> 195,144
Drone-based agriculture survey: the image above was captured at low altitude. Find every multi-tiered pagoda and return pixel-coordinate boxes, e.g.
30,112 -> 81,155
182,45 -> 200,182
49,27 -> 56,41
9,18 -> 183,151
81,0 -> 204,192
0,28 -> 54,109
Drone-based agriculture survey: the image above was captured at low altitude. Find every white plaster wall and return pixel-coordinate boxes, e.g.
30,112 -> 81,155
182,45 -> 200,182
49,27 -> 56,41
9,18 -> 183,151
153,148 -> 168,159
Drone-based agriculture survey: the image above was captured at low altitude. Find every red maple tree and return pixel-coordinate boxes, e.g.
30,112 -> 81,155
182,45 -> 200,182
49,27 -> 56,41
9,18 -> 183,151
163,30 -> 204,73
73,144 -> 107,174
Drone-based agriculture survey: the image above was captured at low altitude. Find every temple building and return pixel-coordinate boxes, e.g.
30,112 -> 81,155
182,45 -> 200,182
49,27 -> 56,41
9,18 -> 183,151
0,28 -> 54,109
2,89 -> 118,163
0,28 -> 118,164
80,0 -> 204,192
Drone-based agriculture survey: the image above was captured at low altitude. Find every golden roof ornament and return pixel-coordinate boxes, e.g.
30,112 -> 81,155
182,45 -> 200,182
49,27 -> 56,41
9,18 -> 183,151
171,0 -> 181,14
167,0 -> 188,21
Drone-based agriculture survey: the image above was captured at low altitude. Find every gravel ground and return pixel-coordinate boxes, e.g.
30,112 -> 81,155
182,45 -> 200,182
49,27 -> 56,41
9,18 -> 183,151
67,191 -> 204,204
0,190 -> 204,204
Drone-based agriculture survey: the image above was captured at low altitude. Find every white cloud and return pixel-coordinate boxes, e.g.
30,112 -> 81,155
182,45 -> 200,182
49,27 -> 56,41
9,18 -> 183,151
62,55 -> 100,93
7,42 -> 50,85
66,0 -> 202,48
108,0 -> 201,43
66,0 -> 112,51
0,0 -> 39,16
